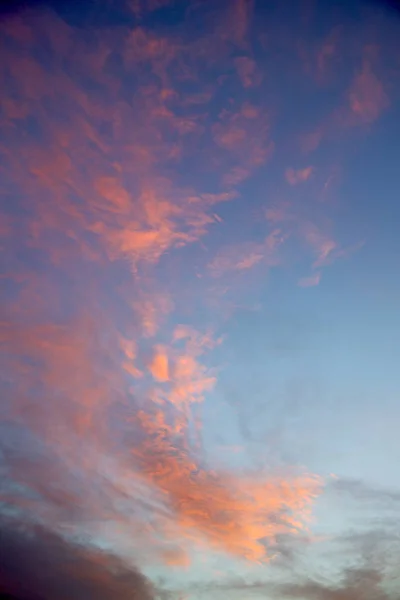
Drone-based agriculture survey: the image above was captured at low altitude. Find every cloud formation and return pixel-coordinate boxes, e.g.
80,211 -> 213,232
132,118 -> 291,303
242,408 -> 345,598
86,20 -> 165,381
1,0 -> 398,597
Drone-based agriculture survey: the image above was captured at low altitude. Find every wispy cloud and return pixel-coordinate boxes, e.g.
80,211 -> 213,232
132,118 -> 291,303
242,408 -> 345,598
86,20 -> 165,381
208,230 -> 284,278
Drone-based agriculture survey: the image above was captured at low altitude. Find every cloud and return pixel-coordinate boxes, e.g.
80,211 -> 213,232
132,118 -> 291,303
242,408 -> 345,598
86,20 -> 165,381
131,292 -> 174,338
301,223 -> 337,268
212,104 -> 273,187
208,242 -> 265,278
235,56 -> 262,88
130,0 -> 175,18
217,0 -> 254,47
3,0 -> 390,589
149,345 -> 170,382
315,33 -> 339,83
0,515 -> 155,600
208,230 -> 284,278
277,567 -> 392,600
298,41 -> 390,155
265,202 -> 341,279
300,127 -> 325,154
298,272 -> 322,288
184,523 -> 400,599
330,477 -> 400,510
175,557 -> 398,600
271,510 -> 400,600
348,61 -> 389,125
0,11 -> 245,275
298,25 -> 341,88
1,306 -> 322,566
285,167 -> 314,186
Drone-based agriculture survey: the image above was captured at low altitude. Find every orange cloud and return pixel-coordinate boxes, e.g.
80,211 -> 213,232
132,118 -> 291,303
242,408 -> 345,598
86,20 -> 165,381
147,326 -> 219,409
132,412 -> 322,561
3,294 -> 322,566
120,327 -> 320,563
169,354 -> 215,408
149,345 -> 170,382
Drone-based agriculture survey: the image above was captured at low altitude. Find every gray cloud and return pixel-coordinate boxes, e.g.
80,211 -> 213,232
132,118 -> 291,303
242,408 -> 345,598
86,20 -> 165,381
183,562 -> 399,600
330,478 -> 400,508
278,570 -> 386,600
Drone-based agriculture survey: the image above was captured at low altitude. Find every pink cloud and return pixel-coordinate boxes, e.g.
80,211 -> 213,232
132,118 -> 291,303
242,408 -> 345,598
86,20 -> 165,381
348,62 -> 389,124
235,56 -> 262,88
285,166 -> 314,185
208,230 -> 283,278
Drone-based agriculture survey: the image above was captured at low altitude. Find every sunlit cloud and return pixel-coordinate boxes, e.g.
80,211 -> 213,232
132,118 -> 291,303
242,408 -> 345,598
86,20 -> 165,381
148,345 -> 170,382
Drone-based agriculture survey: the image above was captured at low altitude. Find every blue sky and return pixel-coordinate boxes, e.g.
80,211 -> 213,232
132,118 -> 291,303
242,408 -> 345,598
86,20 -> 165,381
1,0 -> 400,599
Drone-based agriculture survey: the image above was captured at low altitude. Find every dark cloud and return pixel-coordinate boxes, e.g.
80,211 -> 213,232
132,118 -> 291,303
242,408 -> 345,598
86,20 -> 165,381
0,515 -> 155,600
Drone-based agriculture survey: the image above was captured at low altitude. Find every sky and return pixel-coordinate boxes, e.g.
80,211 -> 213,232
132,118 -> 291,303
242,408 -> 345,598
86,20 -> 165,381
1,0 -> 400,598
